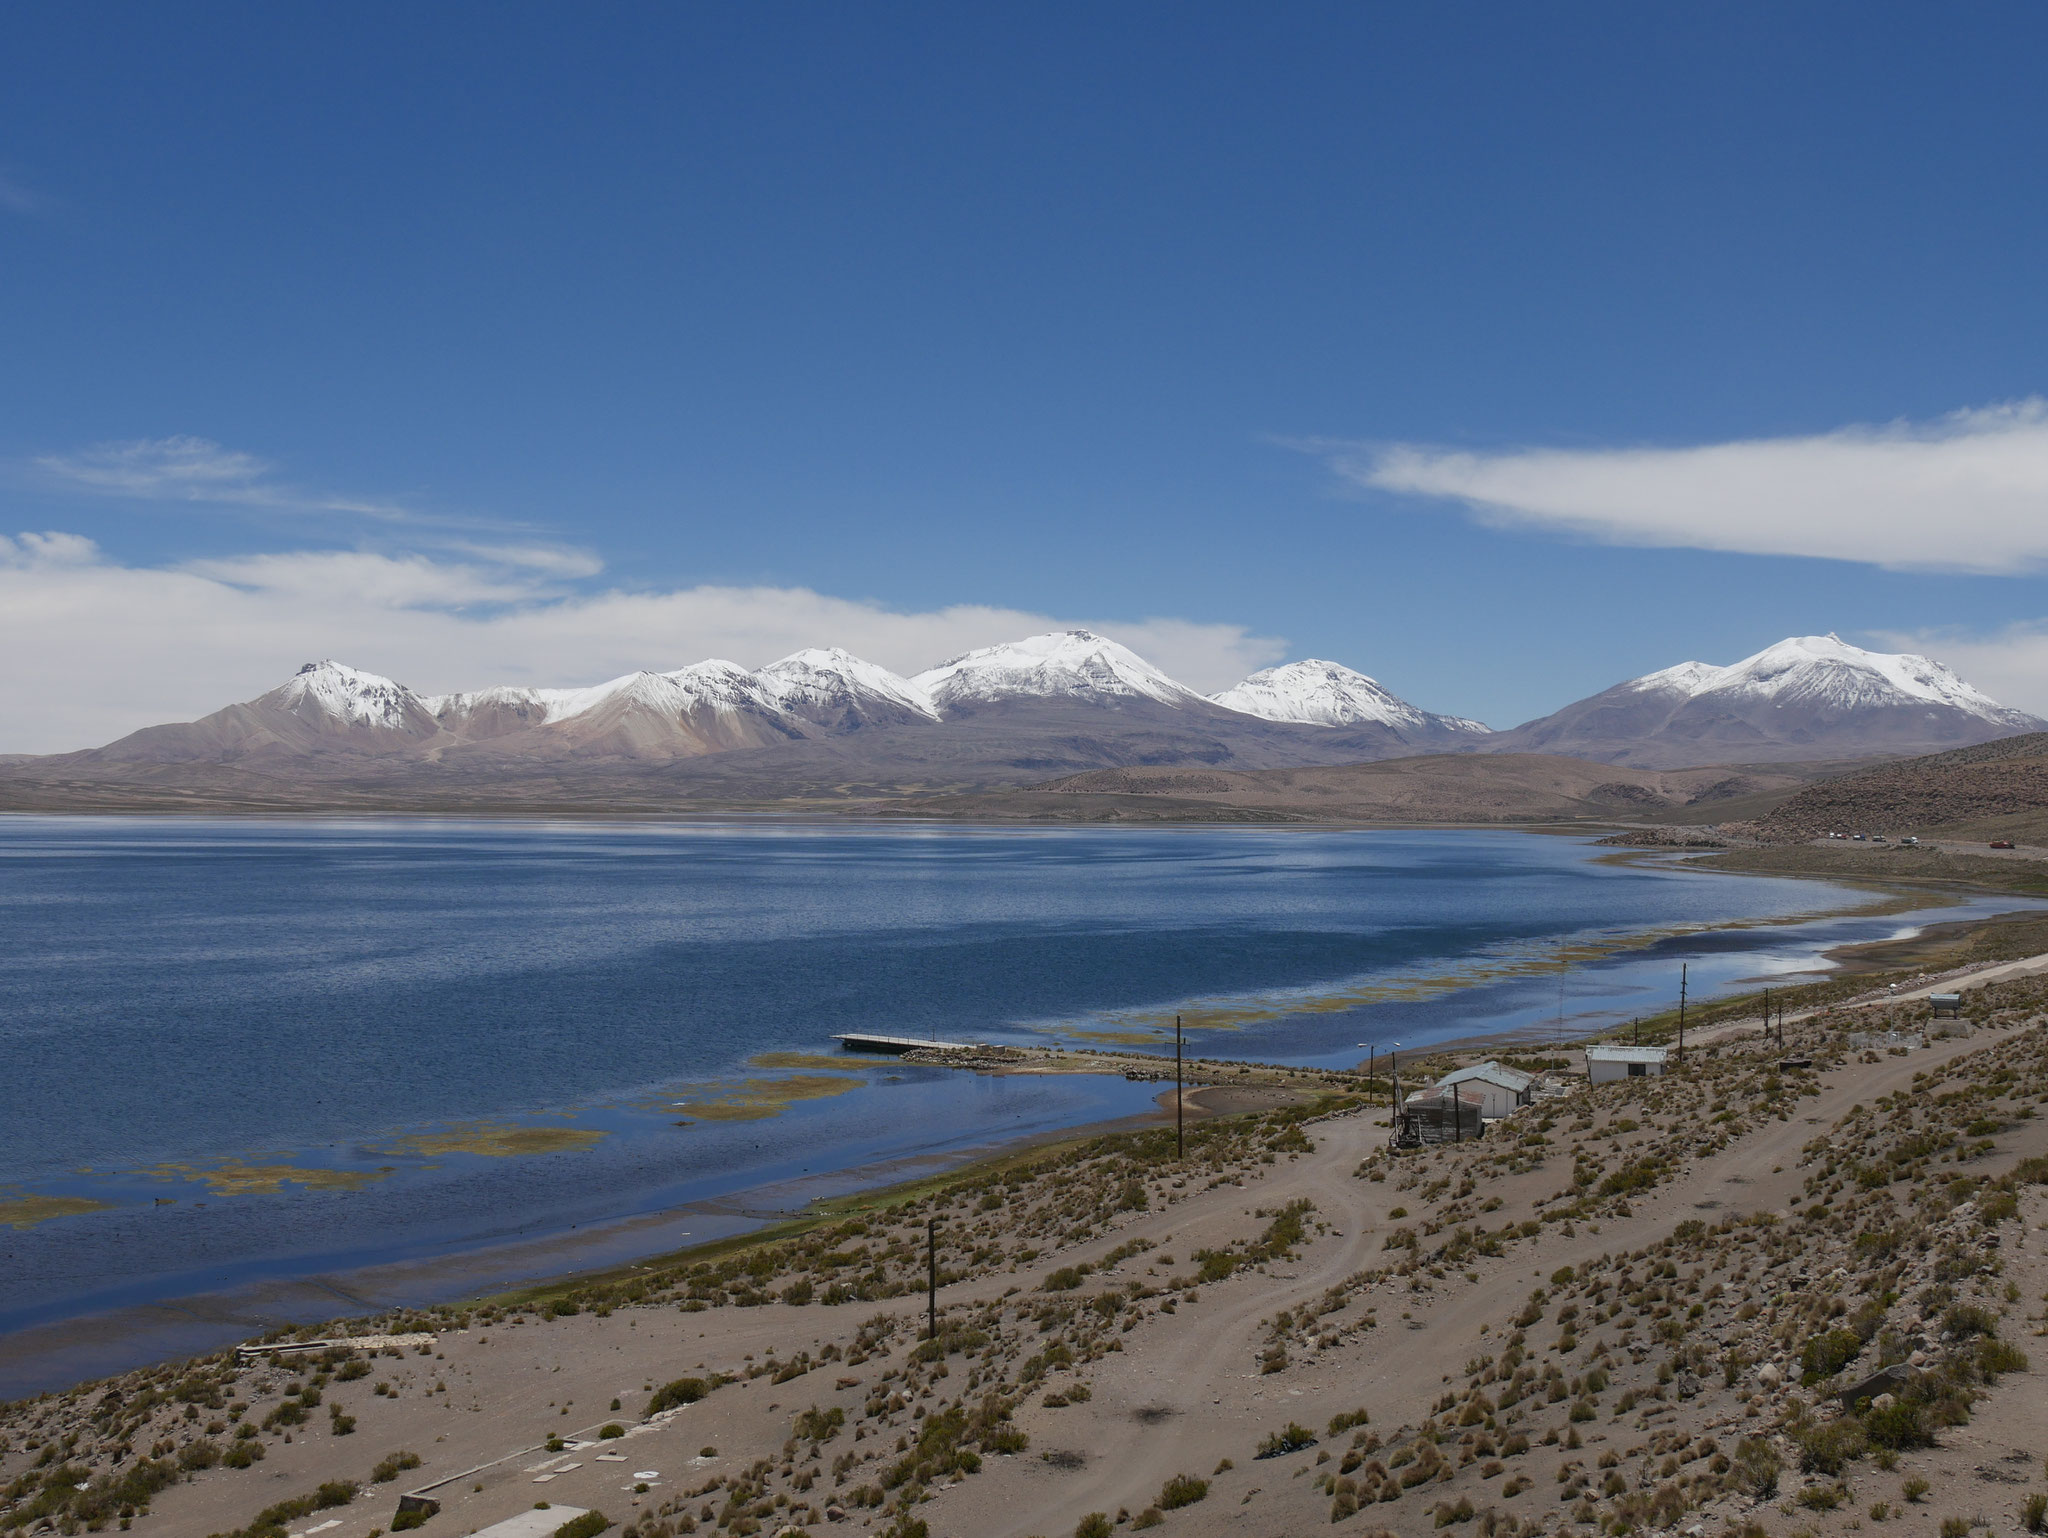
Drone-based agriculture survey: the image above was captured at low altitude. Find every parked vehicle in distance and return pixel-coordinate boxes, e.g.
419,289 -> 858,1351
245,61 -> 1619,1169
1853,833 -> 1867,841
1900,836 -> 1919,846
1990,840 -> 2016,849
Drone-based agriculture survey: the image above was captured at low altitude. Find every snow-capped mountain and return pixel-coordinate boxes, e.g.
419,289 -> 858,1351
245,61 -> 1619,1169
268,660 -> 441,737
912,630 -> 1206,713
758,648 -> 939,730
1491,634 -> 2045,767
1687,634 -> 2031,720
1210,660 -> 1491,736
428,662 -> 803,757
48,628 -> 2039,786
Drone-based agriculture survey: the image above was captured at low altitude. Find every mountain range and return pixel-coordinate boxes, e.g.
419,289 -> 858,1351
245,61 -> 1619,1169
1,629 -> 2038,810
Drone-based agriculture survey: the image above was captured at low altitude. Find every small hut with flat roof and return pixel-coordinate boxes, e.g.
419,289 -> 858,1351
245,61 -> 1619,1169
1585,1044 -> 1668,1084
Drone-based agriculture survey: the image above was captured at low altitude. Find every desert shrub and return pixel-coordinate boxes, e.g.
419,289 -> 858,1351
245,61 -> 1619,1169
2022,1495 -> 2048,1534
1800,1328 -> 1863,1384
1328,1408 -> 1371,1436
1862,1401 -> 1933,1451
645,1378 -> 714,1415
553,1514 -> 612,1538
371,1451 -> 422,1483
596,1423 -> 625,1439
1798,1485 -> 1845,1510
1797,1420 -> 1866,1476
794,1405 -> 846,1443
1258,1423 -> 1319,1458
1074,1516 -> 1112,1538
1158,1474 -> 1208,1509
1978,1338 -> 2029,1376
1943,1304 -> 1997,1338
1733,1438 -> 1782,1499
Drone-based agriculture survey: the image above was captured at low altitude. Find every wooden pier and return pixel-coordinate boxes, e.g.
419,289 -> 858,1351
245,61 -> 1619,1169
833,1032 -> 980,1055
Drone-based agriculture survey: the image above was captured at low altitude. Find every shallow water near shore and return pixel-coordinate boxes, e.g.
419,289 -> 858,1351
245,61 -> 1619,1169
0,815 -> 2034,1391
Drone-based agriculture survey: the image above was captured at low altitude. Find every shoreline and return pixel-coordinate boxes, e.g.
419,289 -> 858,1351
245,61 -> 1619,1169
7,958 -> 2048,1538
0,1078 -> 1278,1404
5,828 -> 2042,1403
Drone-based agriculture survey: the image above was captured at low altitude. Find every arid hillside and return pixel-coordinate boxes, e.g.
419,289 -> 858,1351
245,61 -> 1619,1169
891,754 -> 1814,824
1747,733 -> 2048,842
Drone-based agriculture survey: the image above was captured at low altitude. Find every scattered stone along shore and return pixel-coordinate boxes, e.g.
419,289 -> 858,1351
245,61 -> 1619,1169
7,970 -> 2048,1538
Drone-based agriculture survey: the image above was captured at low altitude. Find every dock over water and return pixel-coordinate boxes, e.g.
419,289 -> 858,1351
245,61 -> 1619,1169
834,1032 -> 979,1055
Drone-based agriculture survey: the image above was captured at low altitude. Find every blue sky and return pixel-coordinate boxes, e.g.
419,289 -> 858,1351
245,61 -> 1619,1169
6,3 -> 2048,750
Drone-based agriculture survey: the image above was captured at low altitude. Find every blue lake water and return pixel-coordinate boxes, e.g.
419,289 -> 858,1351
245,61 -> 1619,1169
0,816 -> 2032,1366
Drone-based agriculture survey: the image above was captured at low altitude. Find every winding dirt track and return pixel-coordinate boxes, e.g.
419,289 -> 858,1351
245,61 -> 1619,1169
936,1022 -> 2006,1538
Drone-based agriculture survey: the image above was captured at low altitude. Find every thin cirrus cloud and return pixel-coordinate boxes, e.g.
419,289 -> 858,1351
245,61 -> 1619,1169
36,434 -> 413,520
0,532 -> 1286,754
1332,400 -> 2048,576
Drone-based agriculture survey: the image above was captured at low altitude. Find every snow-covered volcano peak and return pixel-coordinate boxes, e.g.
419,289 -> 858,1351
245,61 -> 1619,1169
1210,659 -> 1492,735
1693,635 -> 2027,721
759,648 -> 939,725
912,630 -> 1203,710
263,660 -> 432,733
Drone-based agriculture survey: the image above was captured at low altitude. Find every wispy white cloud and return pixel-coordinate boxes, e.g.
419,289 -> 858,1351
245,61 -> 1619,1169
0,533 -> 1286,753
36,435 -> 413,519
1331,400 -> 2048,575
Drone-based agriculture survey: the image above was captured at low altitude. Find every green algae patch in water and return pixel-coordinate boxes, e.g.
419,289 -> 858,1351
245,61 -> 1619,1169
0,1195 -> 115,1229
671,1075 -> 864,1122
748,1051 -> 871,1072
147,1160 -> 398,1195
382,1123 -> 608,1159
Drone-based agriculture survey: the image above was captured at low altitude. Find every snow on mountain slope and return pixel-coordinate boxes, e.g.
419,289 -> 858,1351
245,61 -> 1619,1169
1687,634 -> 2036,723
1621,660 -> 1721,697
758,648 -> 939,729
912,630 -> 1205,712
1492,634 -> 2046,767
1209,660 -> 1492,734
264,661 -> 439,736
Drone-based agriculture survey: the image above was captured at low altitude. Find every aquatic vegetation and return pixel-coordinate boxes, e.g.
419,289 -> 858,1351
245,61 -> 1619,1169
670,1074 -> 864,1122
0,1194 -> 114,1229
750,1051 -> 871,1071
144,1161 -> 397,1195
378,1124 -> 605,1159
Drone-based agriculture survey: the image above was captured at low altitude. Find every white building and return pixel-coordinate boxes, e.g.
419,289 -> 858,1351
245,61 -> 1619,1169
1585,1044 -> 1669,1083
1433,1060 -> 1536,1119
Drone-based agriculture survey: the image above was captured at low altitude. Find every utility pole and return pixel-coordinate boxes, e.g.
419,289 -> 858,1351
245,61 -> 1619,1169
1174,1015 -> 1184,1160
926,1217 -> 938,1343
1677,962 -> 1687,1064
